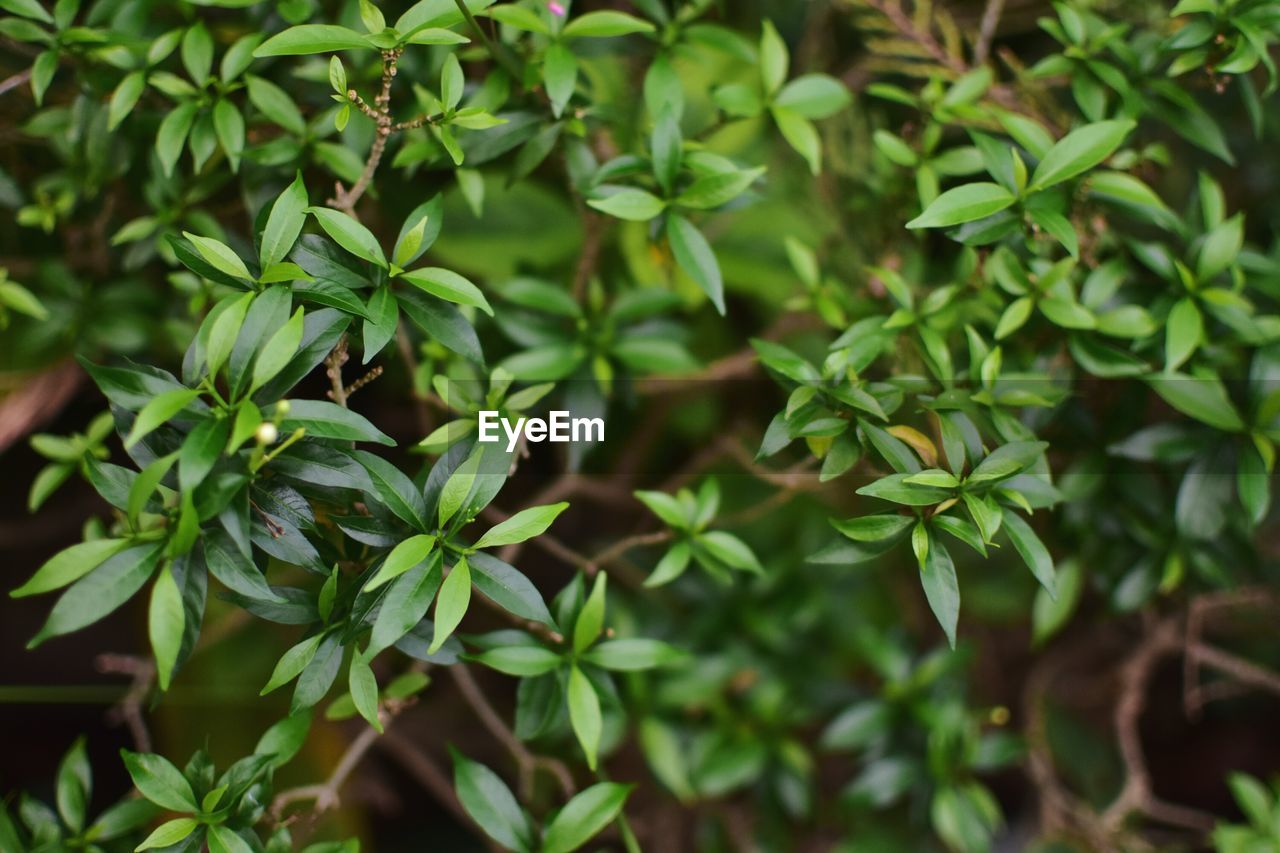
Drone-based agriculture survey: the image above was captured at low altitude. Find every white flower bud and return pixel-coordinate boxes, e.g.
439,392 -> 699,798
255,423 -> 279,445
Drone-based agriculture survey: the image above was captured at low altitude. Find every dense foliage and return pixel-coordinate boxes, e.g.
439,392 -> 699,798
2,0 -> 1280,850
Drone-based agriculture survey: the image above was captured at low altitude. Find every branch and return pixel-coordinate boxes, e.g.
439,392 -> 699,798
329,49 -> 401,213
0,67 -> 31,97
448,664 -> 575,800
96,653 -> 155,752
973,0 -> 1007,64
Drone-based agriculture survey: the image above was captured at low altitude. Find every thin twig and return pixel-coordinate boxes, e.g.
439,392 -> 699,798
325,335 -> 350,408
974,0 -> 1007,64
0,67 -> 31,97
448,664 -> 576,800
96,653 -> 155,752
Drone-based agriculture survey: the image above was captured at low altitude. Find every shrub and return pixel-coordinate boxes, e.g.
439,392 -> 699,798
2,0 -> 1280,850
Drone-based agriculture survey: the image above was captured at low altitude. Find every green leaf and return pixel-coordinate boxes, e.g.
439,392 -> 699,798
966,441 -> 1047,484
474,644 -> 562,676
369,553 -> 443,655
246,74 -> 306,135
307,207 -> 387,267
430,556 -> 471,653
645,541 -> 692,587
920,536 -> 960,648
278,398 -> 394,445
541,782 -> 631,853
563,11 -> 655,38
108,70 -> 146,130
832,514 -> 914,542
207,824 -> 253,853
676,167 -> 765,210
759,19 -> 788,94
254,25 -> 372,56
906,183 -> 1016,229
587,189 -> 666,221
567,664 -> 602,770
472,502 -> 568,549
1165,297 -> 1203,370
451,749 -> 535,852
364,534 -> 435,592
438,446 -> 482,527
650,107 -> 682,195
156,102 -> 198,177
440,53 -> 463,111
666,214 -> 724,314
695,531 -> 762,573
55,737 -> 89,832
11,538 -> 129,598
354,449 -> 429,529
181,22 -> 213,83
1197,213 -> 1243,280
136,817 -> 199,851
148,564 -> 186,690
485,5 -> 549,33
772,106 -> 821,174
469,552 -> 555,625
178,417 -> 229,492
250,307 -> 305,391
261,634 -> 323,694
182,232 -> 253,281
1148,372 -> 1246,432
573,572 -> 607,653
775,74 -> 849,119
124,388 -> 201,449
128,453 -> 177,526
1002,511 -> 1055,596
543,41 -> 577,117
400,268 -> 493,315
1028,120 -> 1135,191
261,173 -> 309,268
120,749 -> 198,812
582,638 -> 684,671
213,100 -> 245,170
348,651 -> 382,731
0,0 -> 53,22
362,286 -> 398,364
1032,559 -> 1083,646
207,292 -> 254,377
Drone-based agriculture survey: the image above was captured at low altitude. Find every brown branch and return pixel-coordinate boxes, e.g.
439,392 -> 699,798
376,731 -> 497,847
448,664 -> 576,800
0,67 -> 31,97
974,0 -> 1007,64
324,334 -> 350,408
0,360 -> 82,454
96,653 -> 155,752
271,725 -> 382,820
329,49 -> 401,213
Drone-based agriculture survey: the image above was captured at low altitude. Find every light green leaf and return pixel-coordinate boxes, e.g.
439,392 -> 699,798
541,782 -> 631,853
1028,120 -> 1135,191
563,11 -> 655,38
567,665 -> 602,770
307,207 -> 387,267
254,25 -> 372,56
183,232 -> 252,281
148,564 -> 185,690
430,557 -> 470,653
666,214 -> 724,314
472,502 -> 569,549
906,183 -> 1015,229
587,189 -> 665,221
124,388 -> 201,449
400,268 -> 493,315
